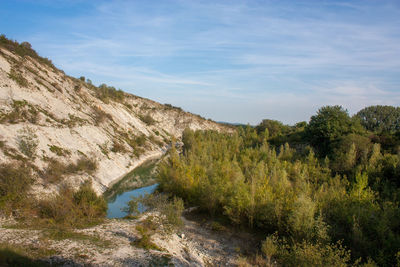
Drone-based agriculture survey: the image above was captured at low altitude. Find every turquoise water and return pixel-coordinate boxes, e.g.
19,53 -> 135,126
106,183 -> 158,218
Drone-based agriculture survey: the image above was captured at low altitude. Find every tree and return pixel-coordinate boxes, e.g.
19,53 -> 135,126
256,119 -> 291,138
305,106 -> 362,156
356,105 -> 400,133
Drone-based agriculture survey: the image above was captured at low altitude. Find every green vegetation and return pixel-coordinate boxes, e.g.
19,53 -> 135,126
92,106 -> 112,125
118,131 -> 147,157
104,158 -> 158,201
127,193 -> 184,232
48,145 -> 71,157
128,194 -> 184,251
0,100 -> 39,124
305,105 -> 364,156
132,220 -> 163,251
158,105 -> 400,266
139,113 -> 156,125
0,34 -> 56,70
42,229 -> 112,248
0,163 -> 33,214
42,156 -> 97,184
164,103 -> 183,112
0,242 -> 55,267
356,105 -> 400,133
93,83 -> 124,103
8,67 -> 28,87
38,181 -> 107,228
111,140 -> 126,153
16,127 -> 38,158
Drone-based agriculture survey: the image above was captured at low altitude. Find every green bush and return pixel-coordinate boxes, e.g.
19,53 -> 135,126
127,193 -> 184,232
0,163 -> 33,213
132,222 -> 163,251
261,234 -> 352,267
158,127 -> 400,265
72,156 -> 97,174
0,100 -> 39,124
111,141 -> 126,153
0,34 -> 56,70
8,67 -> 28,87
38,181 -> 106,228
42,156 -> 97,184
42,158 -> 67,184
48,145 -> 70,157
139,114 -> 156,125
16,127 -> 38,158
92,106 -> 112,125
93,83 -> 124,103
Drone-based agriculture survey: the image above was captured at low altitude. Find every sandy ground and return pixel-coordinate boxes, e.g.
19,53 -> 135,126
0,210 -> 257,266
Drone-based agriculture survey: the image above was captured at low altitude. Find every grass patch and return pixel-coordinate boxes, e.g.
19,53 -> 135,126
0,100 -> 39,124
16,127 -> 38,158
42,156 -> 97,184
43,229 -> 112,248
132,222 -> 163,251
98,142 -> 109,157
8,67 -> 28,87
48,145 -> 70,157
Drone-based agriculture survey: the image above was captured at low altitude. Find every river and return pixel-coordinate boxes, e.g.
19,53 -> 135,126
104,158 -> 160,218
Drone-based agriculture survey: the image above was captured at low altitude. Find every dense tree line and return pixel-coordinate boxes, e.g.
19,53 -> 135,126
158,105 -> 400,266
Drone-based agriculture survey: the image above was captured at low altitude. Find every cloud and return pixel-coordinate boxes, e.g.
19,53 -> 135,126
12,0 -> 400,124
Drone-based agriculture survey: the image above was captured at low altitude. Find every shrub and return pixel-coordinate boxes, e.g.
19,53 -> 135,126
0,100 -> 39,124
132,222 -> 163,251
38,181 -> 106,227
48,145 -> 70,157
93,83 -> 124,103
127,193 -> 184,232
260,235 -> 351,267
0,34 -> 56,70
68,156 -> 97,174
92,106 -> 112,125
8,68 -> 28,87
98,142 -> 109,157
73,180 -> 107,220
42,156 -> 97,184
0,163 -> 33,213
111,141 -> 126,153
139,114 -> 156,125
16,127 -> 38,158
42,158 -> 67,184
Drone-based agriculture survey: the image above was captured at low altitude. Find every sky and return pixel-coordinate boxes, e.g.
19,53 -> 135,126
1,0 -> 399,125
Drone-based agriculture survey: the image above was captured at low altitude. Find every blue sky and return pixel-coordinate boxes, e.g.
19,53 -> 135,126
1,0 -> 399,124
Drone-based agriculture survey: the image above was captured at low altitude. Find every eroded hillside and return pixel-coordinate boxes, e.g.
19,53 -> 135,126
0,38 -> 229,194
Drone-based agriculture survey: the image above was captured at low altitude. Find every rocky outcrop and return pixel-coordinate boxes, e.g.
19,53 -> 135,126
0,44 -> 230,194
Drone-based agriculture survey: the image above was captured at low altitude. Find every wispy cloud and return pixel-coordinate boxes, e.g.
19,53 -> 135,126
2,0 -> 399,124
